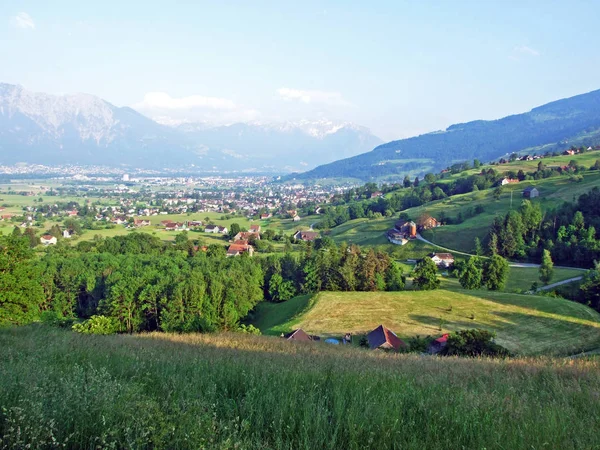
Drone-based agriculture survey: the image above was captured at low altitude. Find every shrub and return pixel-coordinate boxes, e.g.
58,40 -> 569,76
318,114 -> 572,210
72,315 -> 119,335
237,324 -> 262,335
442,329 -> 510,357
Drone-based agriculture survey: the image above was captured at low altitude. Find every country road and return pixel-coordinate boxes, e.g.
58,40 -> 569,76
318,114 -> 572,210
532,276 -> 584,292
416,233 -> 587,271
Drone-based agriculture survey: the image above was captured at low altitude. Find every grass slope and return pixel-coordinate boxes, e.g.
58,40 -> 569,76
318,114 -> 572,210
1,326 -> 599,449
252,290 -> 600,356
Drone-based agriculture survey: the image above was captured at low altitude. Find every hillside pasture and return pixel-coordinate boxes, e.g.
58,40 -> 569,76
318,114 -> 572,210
251,290 -> 600,356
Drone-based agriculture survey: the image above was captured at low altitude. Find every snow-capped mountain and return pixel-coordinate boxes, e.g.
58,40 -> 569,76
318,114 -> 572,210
0,83 -> 382,171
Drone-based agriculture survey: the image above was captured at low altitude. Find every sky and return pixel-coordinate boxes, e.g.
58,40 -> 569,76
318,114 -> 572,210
1,0 -> 600,141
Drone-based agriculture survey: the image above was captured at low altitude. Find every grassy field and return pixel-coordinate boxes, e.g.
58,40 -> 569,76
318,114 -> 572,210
251,290 -> 600,356
503,266 -> 584,292
1,326 -> 599,449
416,170 -> 600,253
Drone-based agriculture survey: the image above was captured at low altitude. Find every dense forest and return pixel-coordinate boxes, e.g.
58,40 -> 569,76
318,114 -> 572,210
489,187 -> 600,267
0,233 -> 405,331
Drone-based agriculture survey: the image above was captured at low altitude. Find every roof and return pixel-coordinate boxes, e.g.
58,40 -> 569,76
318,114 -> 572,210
367,325 -> 406,350
249,225 -> 260,231
435,334 -> 449,344
523,186 -> 538,192
284,329 -> 313,342
429,252 -> 454,260
294,231 -> 320,241
41,234 -> 55,240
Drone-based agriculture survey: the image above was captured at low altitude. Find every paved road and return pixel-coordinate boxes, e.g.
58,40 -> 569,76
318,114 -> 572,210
310,222 -> 317,230
416,233 -> 587,271
532,276 -> 584,292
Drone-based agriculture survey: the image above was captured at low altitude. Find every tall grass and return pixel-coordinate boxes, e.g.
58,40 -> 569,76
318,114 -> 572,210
1,325 -> 599,449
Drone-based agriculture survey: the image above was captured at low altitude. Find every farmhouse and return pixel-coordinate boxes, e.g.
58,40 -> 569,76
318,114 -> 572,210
40,234 -> 57,245
367,325 -> 406,351
428,252 -> 455,268
293,230 -> 320,241
249,224 -> 261,233
395,220 -> 417,238
386,229 -> 408,245
260,213 -> 272,219
63,229 -> 73,239
500,178 -> 519,186
189,220 -> 203,227
428,334 -> 449,354
523,187 -> 539,198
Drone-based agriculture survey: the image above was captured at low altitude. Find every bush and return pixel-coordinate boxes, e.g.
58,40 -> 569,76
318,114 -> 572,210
237,324 -> 262,335
442,329 -> 510,357
72,315 -> 119,335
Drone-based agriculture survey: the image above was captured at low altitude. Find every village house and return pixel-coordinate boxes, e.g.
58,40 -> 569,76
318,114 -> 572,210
134,219 -> 151,227
189,220 -> 203,227
367,325 -> 406,351
293,215 -> 301,222
249,224 -> 261,233
40,234 -> 57,245
293,230 -> 320,241
500,177 -> 519,186
204,225 -> 219,233
260,213 -> 272,219
428,252 -> 455,268
226,241 -> 254,257
370,191 -> 383,199
234,231 -> 260,241
63,229 -> 73,239
523,187 -> 539,199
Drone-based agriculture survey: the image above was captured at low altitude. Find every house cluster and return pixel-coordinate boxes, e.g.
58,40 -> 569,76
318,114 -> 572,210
386,215 -> 440,245
281,324 -> 450,355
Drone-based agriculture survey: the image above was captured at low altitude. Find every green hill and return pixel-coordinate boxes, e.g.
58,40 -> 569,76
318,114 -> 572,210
251,289 -> 600,356
1,326 -> 599,449
293,88 -> 600,181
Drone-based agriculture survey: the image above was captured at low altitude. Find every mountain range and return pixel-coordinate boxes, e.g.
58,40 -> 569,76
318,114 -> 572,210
294,88 -> 600,181
0,83 -> 381,172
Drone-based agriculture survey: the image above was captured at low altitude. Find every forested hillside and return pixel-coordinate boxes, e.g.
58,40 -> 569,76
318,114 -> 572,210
294,88 -> 600,180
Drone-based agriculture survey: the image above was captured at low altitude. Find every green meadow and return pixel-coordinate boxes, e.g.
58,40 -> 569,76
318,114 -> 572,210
1,326 -> 598,449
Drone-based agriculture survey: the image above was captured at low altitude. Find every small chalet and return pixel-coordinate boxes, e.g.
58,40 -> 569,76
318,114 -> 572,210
428,252 -> 455,268
428,334 -> 449,354
367,325 -> 406,351
293,230 -> 320,241
417,215 -> 440,231
40,234 -> 57,245
217,226 -> 228,234
500,178 -> 519,186
523,187 -> 539,199
227,242 -> 254,257
283,329 -> 317,342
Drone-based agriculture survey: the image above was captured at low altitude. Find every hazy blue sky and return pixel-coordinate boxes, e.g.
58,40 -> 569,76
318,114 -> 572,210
2,0 -> 599,140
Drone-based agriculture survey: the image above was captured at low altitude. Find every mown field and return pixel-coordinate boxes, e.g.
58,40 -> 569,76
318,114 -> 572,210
251,289 -> 600,356
1,326 -> 599,449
